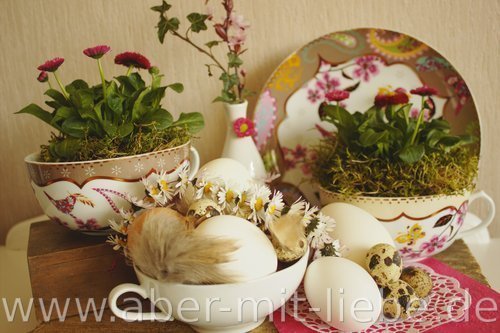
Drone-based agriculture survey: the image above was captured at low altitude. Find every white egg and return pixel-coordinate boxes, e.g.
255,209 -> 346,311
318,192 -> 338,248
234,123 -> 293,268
196,158 -> 252,190
195,215 -> 277,282
321,203 -> 394,267
304,257 -> 382,331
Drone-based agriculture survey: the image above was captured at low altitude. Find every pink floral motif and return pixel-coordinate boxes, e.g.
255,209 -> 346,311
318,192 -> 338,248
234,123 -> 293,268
399,246 -> 421,259
307,88 -> 323,103
75,218 -> 100,231
420,234 -> 448,255
353,55 -> 381,82
446,75 -> 471,114
456,202 -> 468,228
315,72 -> 340,93
282,144 -> 317,175
50,216 -> 69,228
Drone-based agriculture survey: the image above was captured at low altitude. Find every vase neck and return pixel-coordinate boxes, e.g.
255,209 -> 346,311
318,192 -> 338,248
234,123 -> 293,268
224,100 -> 248,122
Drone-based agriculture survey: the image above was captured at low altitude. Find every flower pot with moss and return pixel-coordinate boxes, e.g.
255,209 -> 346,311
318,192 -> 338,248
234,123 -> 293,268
19,46 -> 204,234
313,87 -> 495,260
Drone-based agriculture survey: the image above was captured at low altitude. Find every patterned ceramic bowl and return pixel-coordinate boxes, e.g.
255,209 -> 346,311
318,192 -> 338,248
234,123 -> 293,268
25,142 -> 199,234
319,188 -> 495,261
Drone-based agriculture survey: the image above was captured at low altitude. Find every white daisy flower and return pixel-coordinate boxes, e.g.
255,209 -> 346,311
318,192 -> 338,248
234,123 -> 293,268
175,163 -> 191,198
124,193 -> 155,209
106,234 -> 127,251
195,177 -> 220,200
288,199 -> 305,216
308,212 -> 336,249
248,185 -> 271,223
302,202 -> 319,227
264,191 -> 284,227
217,183 -> 239,212
157,171 -> 176,201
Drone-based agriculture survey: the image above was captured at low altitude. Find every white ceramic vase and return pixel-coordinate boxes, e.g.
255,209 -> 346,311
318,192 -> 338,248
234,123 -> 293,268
221,100 -> 267,180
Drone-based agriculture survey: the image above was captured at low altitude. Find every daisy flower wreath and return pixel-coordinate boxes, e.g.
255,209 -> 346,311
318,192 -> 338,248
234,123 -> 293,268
107,162 -> 342,260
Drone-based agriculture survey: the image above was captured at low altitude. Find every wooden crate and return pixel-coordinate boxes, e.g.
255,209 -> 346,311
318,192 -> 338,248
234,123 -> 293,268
27,221 -> 136,321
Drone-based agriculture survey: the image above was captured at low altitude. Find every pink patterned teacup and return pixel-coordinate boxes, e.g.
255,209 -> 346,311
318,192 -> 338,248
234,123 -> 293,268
25,142 -> 199,234
320,188 -> 495,261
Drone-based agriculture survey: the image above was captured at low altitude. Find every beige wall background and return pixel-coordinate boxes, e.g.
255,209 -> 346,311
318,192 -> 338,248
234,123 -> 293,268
0,0 -> 498,243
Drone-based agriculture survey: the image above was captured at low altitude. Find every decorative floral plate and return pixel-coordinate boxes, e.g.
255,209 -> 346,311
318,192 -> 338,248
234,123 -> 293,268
285,262 -> 470,332
250,28 -> 480,203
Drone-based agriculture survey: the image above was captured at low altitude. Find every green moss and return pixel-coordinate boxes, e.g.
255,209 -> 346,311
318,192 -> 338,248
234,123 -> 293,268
312,136 -> 479,197
40,127 -> 191,162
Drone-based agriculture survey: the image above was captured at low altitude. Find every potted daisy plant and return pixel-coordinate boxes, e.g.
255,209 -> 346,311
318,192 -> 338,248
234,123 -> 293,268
19,45 -> 204,234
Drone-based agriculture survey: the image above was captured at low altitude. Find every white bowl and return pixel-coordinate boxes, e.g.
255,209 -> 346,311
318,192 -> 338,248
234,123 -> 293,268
109,249 -> 309,332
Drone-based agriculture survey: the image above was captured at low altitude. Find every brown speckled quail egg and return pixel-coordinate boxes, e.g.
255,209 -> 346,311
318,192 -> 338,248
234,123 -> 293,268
365,243 -> 402,286
382,280 -> 421,320
400,266 -> 433,298
187,199 -> 222,227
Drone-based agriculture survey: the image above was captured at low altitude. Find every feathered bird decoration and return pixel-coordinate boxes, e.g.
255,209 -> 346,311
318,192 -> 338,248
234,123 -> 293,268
127,207 -> 239,284
44,192 -> 95,218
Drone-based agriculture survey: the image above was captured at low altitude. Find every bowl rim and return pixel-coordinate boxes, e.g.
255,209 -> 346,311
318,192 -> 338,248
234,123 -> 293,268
133,247 -> 310,289
24,140 -> 191,166
319,185 -> 471,202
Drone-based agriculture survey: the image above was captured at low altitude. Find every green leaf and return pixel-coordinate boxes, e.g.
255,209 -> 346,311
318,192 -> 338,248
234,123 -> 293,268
140,108 -> 174,130
65,80 -> 89,95
166,17 -> 180,32
167,82 -> 184,93
187,13 -> 209,33
359,129 -> 387,147
173,112 -> 204,133
117,123 -> 134,138
151,1 -> 171,13
51,106 -> 77,126
107,93 -> 124,116
132,88 -> 151,121
61,117 -> 88,138
205,41 -> 219,48
157,17 -> 169,44
71,89 -> 94,111
44,89 -> 69,106
143,86 -> 167,108
16,104 -> 53,126
399,145 -> 425,164
102,120 -> 118,137
53,138 -> 81,160
228,52 -> 243,68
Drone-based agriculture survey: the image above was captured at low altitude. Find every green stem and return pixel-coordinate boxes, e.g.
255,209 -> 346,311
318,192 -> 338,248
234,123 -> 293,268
410,97 -> 425,145
126,65 -> 133,76
171,29 -> 227,74
97,59 -> 107,99
53,72 -> 69,100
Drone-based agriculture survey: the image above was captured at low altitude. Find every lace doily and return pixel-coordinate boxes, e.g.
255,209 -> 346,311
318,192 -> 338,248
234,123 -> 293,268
285,262 -> 470,332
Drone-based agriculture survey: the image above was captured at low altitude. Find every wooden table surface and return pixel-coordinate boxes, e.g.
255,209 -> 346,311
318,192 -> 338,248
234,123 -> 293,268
33,239 -> 489,333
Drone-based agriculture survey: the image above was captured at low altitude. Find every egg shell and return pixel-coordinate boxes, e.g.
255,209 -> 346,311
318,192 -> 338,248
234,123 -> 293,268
304,257 -> 382,331
382,280 -> 420,319
365,243 -> 402,286
195,158 -> 252,190
320,203 -> 395,267
400,266 -> 433,298
195,215 -> 277,282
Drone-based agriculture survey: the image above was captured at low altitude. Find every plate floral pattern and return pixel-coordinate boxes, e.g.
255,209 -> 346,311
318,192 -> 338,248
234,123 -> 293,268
251,28 -> 479,203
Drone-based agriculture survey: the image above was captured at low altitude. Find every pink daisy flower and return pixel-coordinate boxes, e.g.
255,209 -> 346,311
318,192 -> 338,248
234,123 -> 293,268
233,117 -> 255,138
37,57 -> 64,72
83,45 -> 111,59
114,52 -> 151,70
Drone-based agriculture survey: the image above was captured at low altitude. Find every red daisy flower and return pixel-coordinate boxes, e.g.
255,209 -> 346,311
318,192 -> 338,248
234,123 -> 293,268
83,45 -> 111,59
233,117 -> 255,138
410,85 -> 438,96
114,52 -> 151,69
37,71 -> 48,82
374,87 -> 409,107
325,89 -> 350,102
37,57 -> 64,72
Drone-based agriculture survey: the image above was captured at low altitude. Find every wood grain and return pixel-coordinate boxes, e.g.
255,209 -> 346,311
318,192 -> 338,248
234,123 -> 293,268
1,0 -> 498,243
